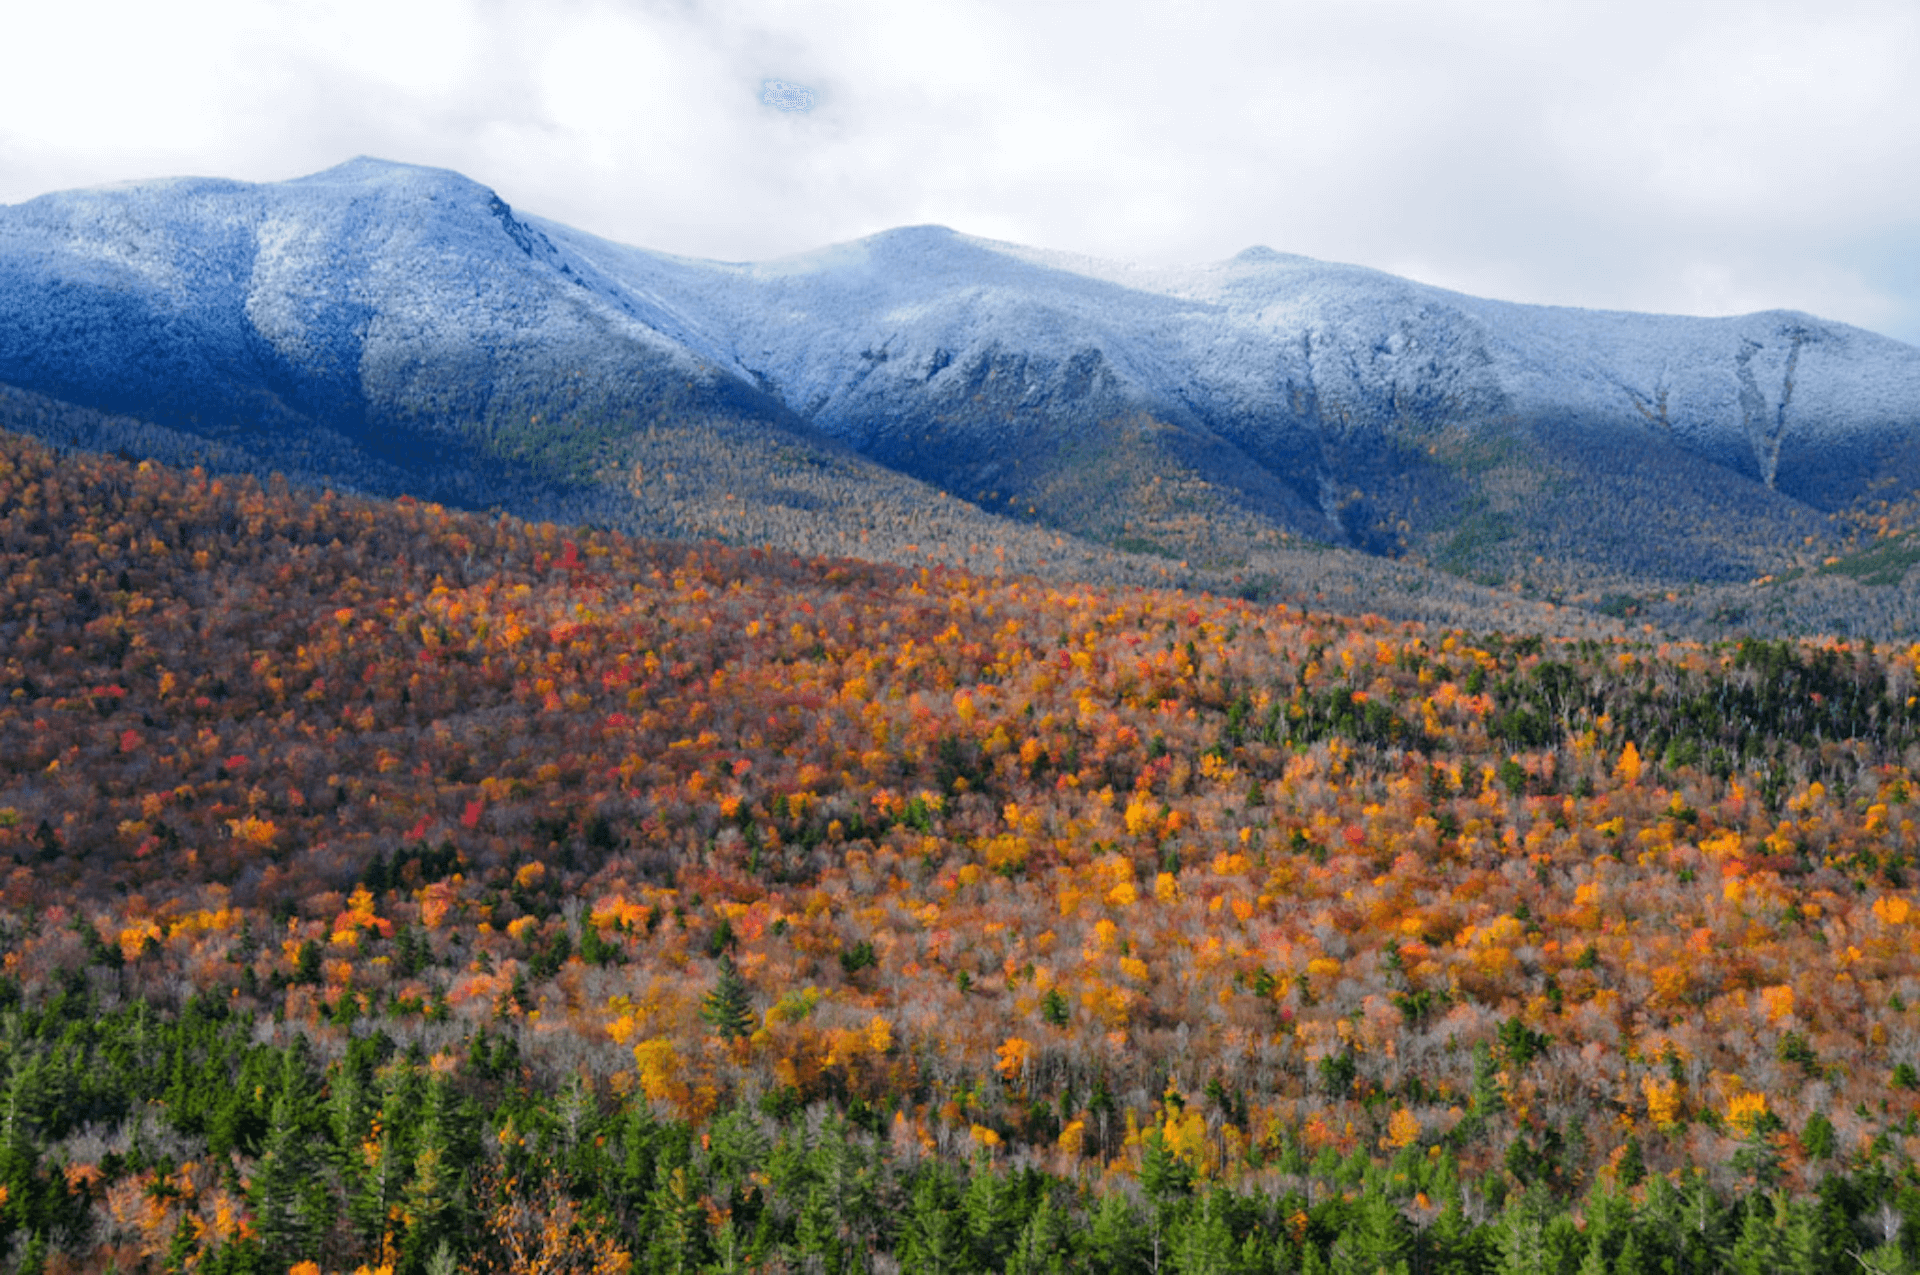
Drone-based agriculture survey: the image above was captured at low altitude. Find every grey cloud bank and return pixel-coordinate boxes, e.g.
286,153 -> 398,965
2,0 -> 1917,344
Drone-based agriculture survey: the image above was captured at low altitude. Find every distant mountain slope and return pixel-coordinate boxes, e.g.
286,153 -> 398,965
544,220 -> 1920,573
3,157 -> 1918,615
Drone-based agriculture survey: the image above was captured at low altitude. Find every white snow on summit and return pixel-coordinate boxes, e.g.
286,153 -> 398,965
3,158 -> 1917,500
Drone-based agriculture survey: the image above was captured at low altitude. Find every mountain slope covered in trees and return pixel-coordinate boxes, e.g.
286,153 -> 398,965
9,430 -> 1920,1269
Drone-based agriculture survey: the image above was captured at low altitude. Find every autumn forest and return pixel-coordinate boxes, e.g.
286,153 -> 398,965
9,426 -> 1920,1272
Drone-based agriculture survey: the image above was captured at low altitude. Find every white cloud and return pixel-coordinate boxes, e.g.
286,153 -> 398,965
4,0 -> 1917,342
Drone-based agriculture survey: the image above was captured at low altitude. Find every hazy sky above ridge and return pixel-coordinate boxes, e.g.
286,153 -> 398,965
5,0 -> 1919,344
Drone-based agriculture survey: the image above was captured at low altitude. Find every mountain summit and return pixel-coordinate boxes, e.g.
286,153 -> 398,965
3,158 -> 1917,605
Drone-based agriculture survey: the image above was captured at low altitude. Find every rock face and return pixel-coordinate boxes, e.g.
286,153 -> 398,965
3,157 -> 1917,575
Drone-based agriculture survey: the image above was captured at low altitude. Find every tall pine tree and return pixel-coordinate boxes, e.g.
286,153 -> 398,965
701,955 -> 755,1041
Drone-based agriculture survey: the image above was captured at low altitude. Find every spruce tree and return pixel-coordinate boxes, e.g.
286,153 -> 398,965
163,1215 -> 198,1275
250,1090 -> 322,1272
792,1182 -> 844,1272
646,1164 -> 711,1275
1425,1191 -> 1495,1275
1494,1189 -> 1556,1275
1331,1186 -> 1410,1275
1007,1192 -> 1075,1275
898,1166 -> 968,1275
1575,1231 -> 1610,1275
963,1155 -> 1019,1270
1611,1229 -> 1648,1275
1087,1190 -> 1147,1275
347,1123 -> 401,1264
1859,1243 -> 1915,1275
1577,1186 -> 1634,1275
1778,1197 -> 1832,1275
701,954 -> 755,1041
1171,1188 -> 1242,1275
1141,1127 -> 1194,1205
398,1078 -> 470,1273
706,1107 -> 772,1187
1726,1200 -> 1783,1275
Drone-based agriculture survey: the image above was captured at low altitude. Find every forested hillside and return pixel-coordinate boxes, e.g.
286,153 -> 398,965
9,428 -> 1920,1272
0,380 -> 1648,640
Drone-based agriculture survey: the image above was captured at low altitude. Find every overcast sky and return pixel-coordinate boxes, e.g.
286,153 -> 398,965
5,0 -> 1918,343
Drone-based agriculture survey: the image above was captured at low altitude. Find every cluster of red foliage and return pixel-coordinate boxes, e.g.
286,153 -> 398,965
5,426 -> 1920,1194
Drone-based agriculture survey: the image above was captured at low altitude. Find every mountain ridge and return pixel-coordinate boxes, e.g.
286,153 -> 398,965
2,157 -> 1917,633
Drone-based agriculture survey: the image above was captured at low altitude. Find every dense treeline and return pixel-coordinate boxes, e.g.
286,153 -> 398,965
9,985 -> 1920,1273
1485,636 -> 1920,763
10,426 -> 1920,1269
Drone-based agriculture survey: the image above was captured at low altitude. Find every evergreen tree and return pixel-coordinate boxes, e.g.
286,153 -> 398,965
1577,1186 -> 1634,1275
1615,1135 -> 1646,1188
1171,1188 -> 1244,1275
1422,1190 -> 1494,1275
1494,1189 -> 1558,1275
1007,1191 -> 1076,1275
1331,1187 -> 1410,1275
250,1089 -> 324,1272
328,1053 -> 371,1150
1676,1170 -> 1729,1273
162,1214 -> 199,1275
1142,1126 -> 1195,1205
963,1155 -> 1020,1271
1802,1111 -> 1837,1161
792,1182 -> 846,1273
646,1164 -> 711,1275
578,920 -> 622,967
12,1233 -> 47,1275
898,1165 -> 968,1275
1575,1231 -> 1608,1275
1778,1196 -> 1834,1275
1860,1244 -> 1917,1275
1087,1189 -> 1148,1275
1610,1229 -> 1648,1275
808,1114 -> 880,1258
328,1057 -> 391,1261
398,1080 -> 471,1273
609,1102 -> 676,1216
710,1215 -> 750,1275
424,1241 -> 459,1275
200,1236 -> 266,1275
706,1107 -> 773,1195
0,1066 -> 52,1255
1468,1042 -> 1503,1121
1140,1124 -> 1194,1272
348,1121 -> 403,1264
1725,1198 -> 1782,1275
701,955 -> 755,1041
293,939 -> 323,987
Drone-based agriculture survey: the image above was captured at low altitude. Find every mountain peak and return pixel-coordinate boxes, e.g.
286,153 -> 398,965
868,224 -> 962,243
287,156 -> 496,200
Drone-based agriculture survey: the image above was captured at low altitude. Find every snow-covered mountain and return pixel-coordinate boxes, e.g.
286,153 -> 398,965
555,220 -> 1920,493
3,157 -> 1917,579
0,159 -> 803,488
